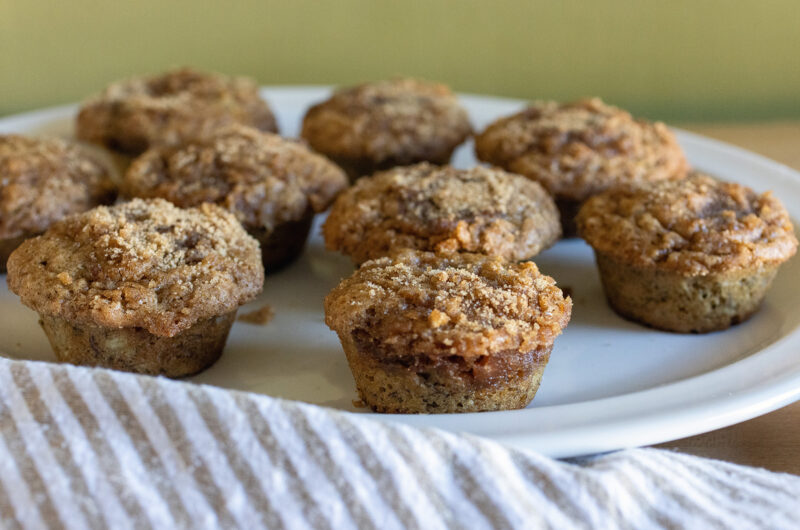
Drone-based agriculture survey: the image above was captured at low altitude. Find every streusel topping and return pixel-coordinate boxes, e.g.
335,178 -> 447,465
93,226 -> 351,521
577,173 -> 798,275
123,125 -> 348,230
323,163 -> 560,263
76,68 -> 277,154
475,98 -> 688,200
7,198 -> 264,336
301,78 -> 472,163
0,135 -> 115,239
324,251 -> 571,359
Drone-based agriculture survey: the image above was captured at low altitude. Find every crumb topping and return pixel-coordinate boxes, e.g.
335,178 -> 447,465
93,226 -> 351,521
7,198 -> 264,337
301,78 -> 472,164
324,250 -> 571,360
577,173 -> 798,275
475,98 -> 688,200
0,135 -> 115,239
123,125 -> 347,230
323,163 -> 561,264
76,68 -> 277,154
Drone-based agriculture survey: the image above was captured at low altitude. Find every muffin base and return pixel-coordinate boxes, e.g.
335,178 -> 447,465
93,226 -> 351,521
247,211 -> 314,272
555,197 -> 582,239
595,252 -> 779,333
39,311 -> 236,377
329,150 -> 455,182
339,333 -> 551,413
1,235 -> 31,274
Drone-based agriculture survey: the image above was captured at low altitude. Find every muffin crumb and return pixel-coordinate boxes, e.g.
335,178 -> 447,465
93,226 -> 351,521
238,304 -> 275,325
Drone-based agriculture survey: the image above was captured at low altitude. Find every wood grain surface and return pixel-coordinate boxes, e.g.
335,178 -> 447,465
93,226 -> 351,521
653,122 -> 800,475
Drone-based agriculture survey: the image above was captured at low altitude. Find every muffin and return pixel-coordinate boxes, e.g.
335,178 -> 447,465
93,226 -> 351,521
301,78 -> 472,180
122,125 -> 348,271
475,98 -> 689,235
0,134 -> 116,273
323,163 -> 561,265
324,250 -> 572,413
576,174 -> 797,333
76,68 -> 278,156
6,198 -> 264,376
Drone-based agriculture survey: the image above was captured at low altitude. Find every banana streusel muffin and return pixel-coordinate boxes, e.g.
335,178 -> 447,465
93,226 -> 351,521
475,98 -> 689,235
76,68 -> 277,155
301,78 -> 472,180
0,134 -> 115,273
123,125 -> 348,270
576,174 -> 797,333
323,163 -> 561,265
324,250 -> 572,413
6,198 -> 264,376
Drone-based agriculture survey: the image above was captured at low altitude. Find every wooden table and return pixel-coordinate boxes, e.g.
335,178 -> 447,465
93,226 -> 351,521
653,122 -> 800,475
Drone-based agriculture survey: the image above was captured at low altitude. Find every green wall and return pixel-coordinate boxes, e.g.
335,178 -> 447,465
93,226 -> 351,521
2,1 -> 799,122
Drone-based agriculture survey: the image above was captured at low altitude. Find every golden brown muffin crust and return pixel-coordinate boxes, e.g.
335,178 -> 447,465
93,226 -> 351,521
577,173 -> 798,276
123,125 -> 348,230
7,198 -> 264,337
0,135 -> 115,239
76,68 -> 277,154
301,78 -> 472,164
324,251 -> 572,362
475,98 -> 688,200
323,163 -> 561,264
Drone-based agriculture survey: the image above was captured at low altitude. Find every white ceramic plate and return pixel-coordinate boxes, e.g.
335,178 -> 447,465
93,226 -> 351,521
2,87 -> 799,458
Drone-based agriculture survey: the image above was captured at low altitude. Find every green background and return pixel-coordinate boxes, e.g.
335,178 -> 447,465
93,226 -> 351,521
2,1 -> 799,122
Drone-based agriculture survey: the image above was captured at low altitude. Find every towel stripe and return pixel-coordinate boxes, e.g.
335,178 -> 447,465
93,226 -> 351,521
239,398 -> 333,530
92,372 -> 193,528
7,365 -> 100,529
1,357 -> 799,530
31,367 -> 134,530
117,376 -> 218,527
0,374 -> 65,529
135,379 -> 239,528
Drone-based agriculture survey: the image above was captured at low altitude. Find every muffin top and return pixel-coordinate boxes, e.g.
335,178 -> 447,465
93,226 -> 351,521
123,125 -> 348,230
0,135 -> 115,240
325,250 -> 571,360
576,173 -> 798,275
7,198 -> 264,337
475,98 -> 688,201
323,163 -> 561,264
76,68 -> 278,154
301,78 -> 472,165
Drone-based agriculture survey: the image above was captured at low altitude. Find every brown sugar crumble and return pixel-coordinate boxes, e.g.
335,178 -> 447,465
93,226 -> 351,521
323,163 -> 561,264
0,135 -> 116,239
76,68 -> 278,154
6,198 -> 264,337
324,250 -> 572,361
123,125 -> 348,231
237,304 -> 275,325
475,98 -> 688,201
301,78 -> 472,172
577,173 -> 798,276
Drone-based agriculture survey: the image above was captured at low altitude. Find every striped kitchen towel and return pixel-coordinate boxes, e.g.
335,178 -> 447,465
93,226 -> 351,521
0,356 -> 798,529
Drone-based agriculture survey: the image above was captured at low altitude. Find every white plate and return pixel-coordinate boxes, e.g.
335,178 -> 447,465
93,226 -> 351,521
1,87 -> 799,458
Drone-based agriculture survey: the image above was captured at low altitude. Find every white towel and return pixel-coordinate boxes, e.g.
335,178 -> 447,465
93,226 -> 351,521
0,356 -> 797,529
